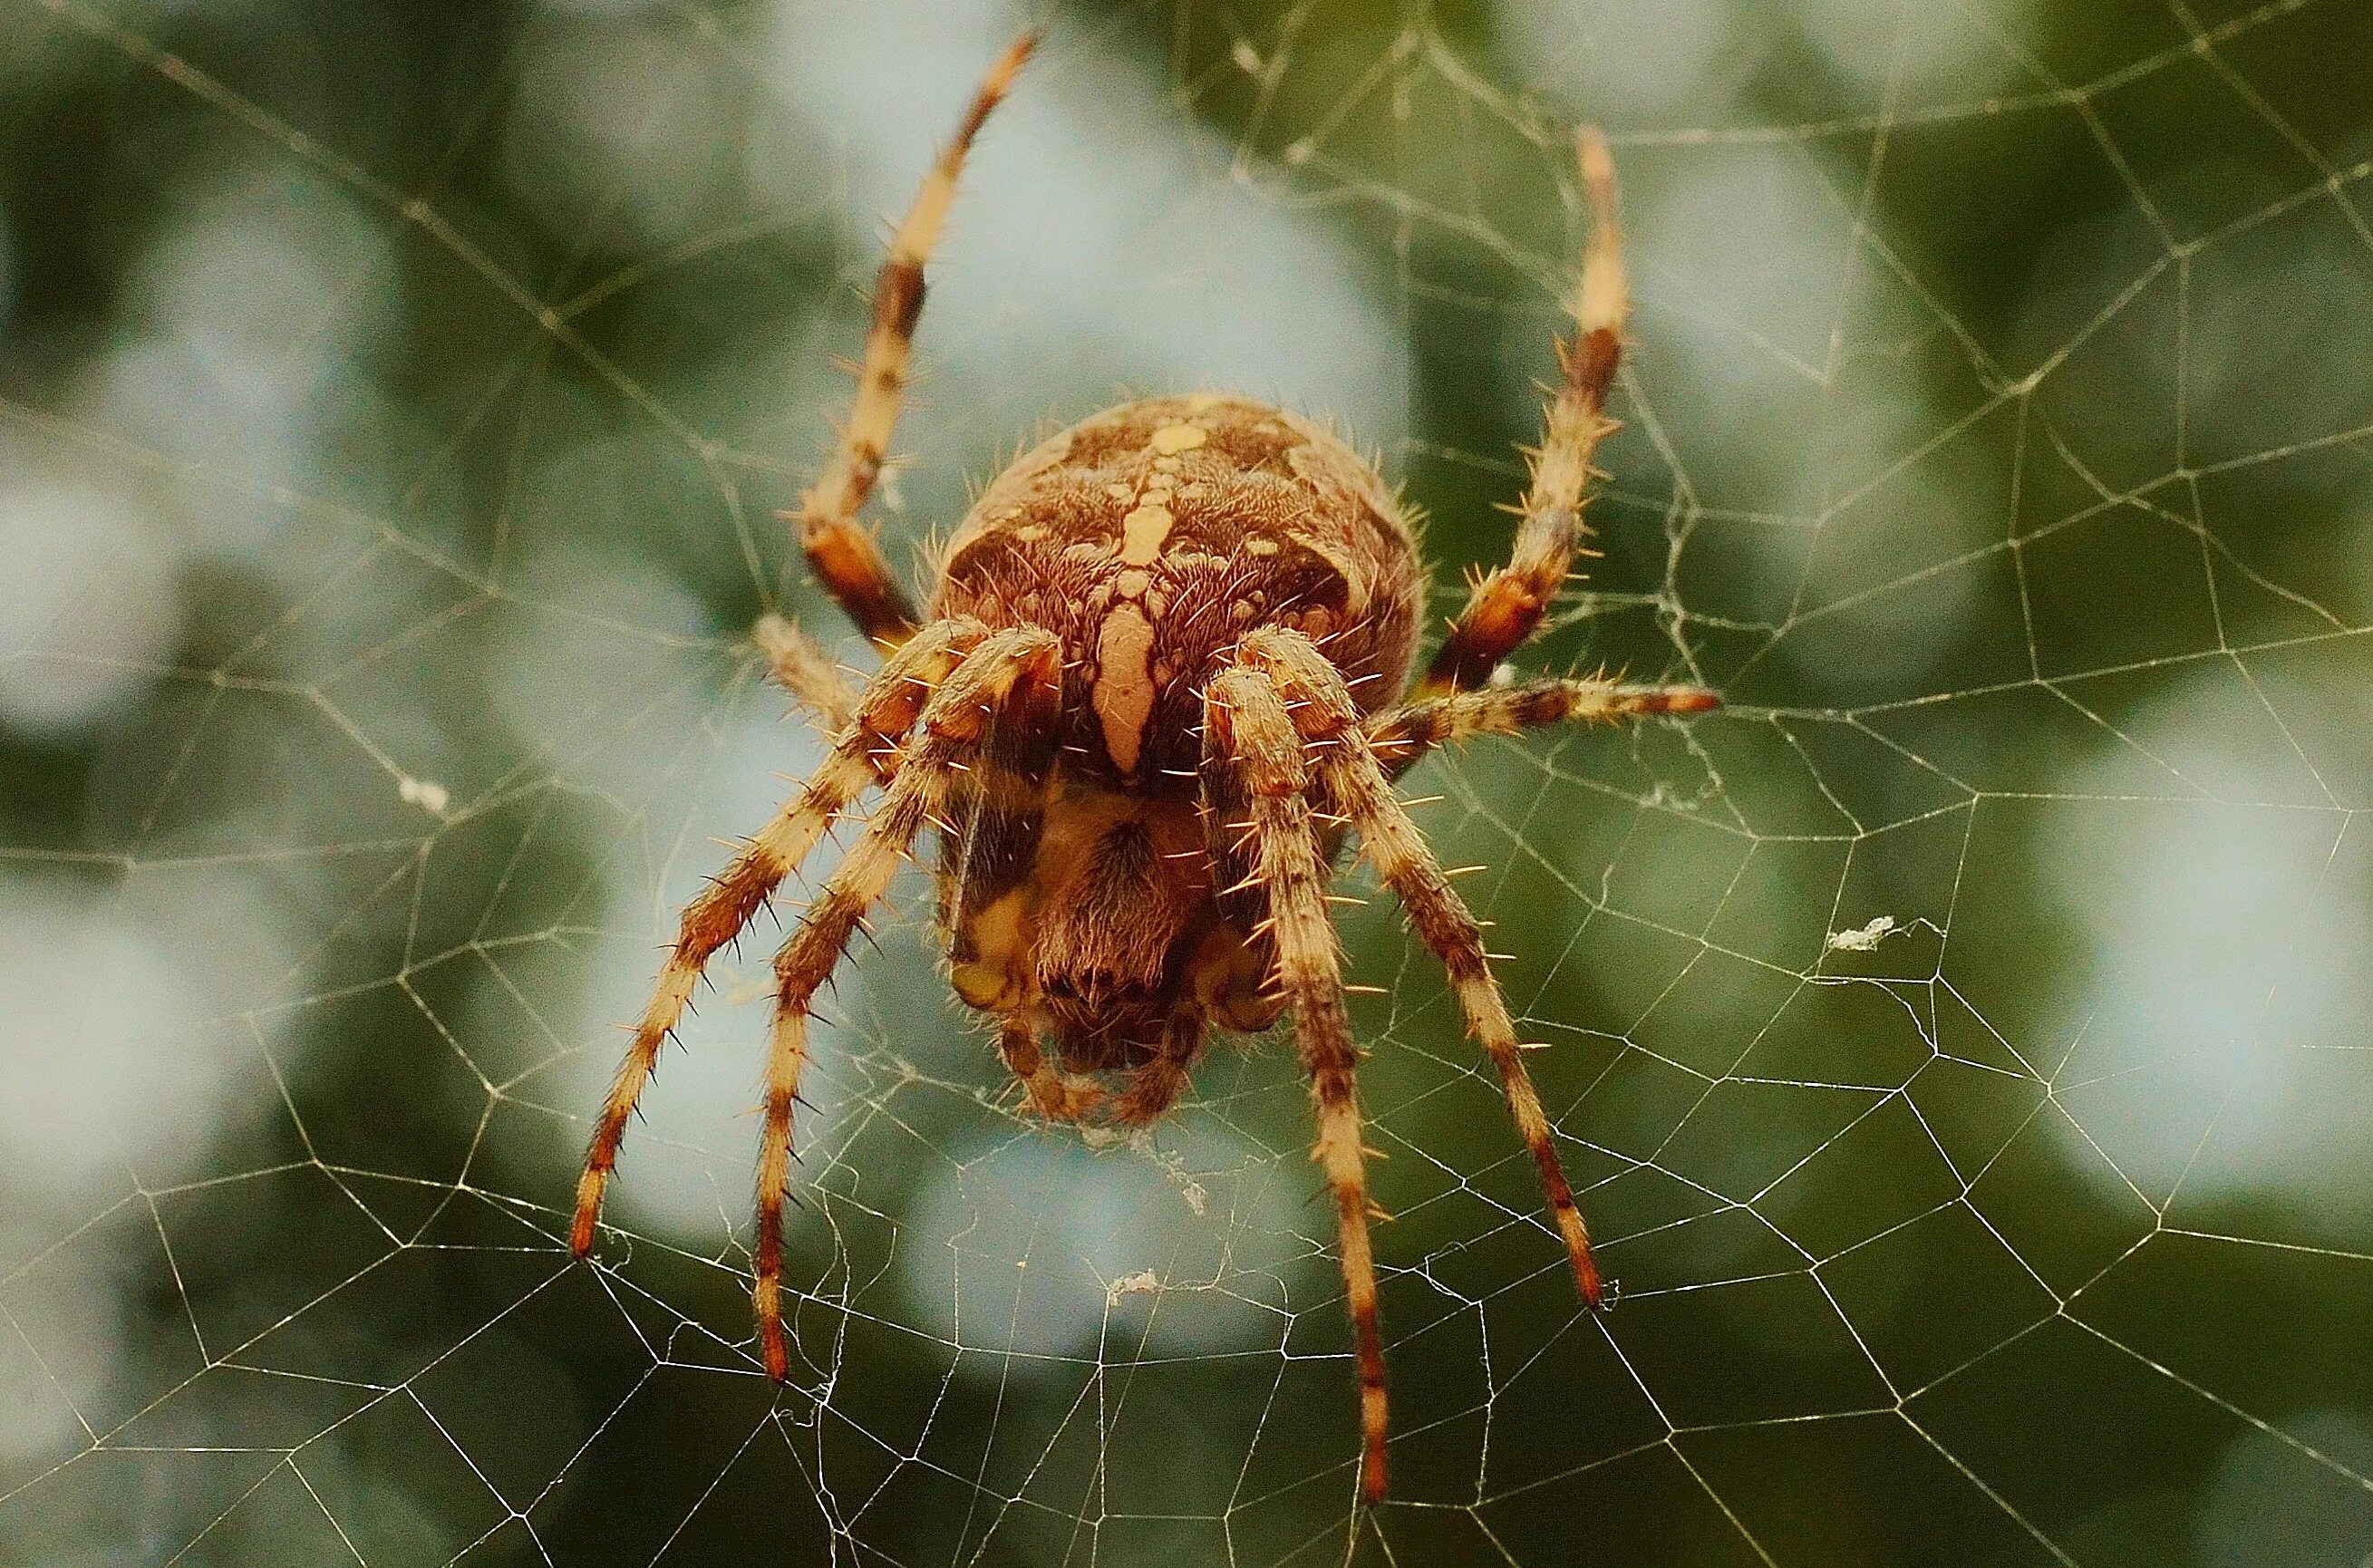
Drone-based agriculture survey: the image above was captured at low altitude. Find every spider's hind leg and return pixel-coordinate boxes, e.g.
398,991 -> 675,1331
788,33 -> 1037,648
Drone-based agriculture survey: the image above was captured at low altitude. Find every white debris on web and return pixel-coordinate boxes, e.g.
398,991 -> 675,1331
1147,1140 -> 1211,1215
397,774 -> 450,816
1825,915 -> 1898,953
1106,1269 -> 1161,1304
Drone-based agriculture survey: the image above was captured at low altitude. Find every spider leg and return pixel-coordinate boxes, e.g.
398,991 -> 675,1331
1369,671 -> 1717,779
1420,128 -> 1627,697
919,607 -> 1115,1125
753,614 -> 863,734
991,1015 -> 1118,1123
1205,659 -> 1392,1505
570,617 -> 987,1258
789,32 -> 1037,648
1110,1010 -> 1206,1127
752,625 -> 1061,1379
995,1015 -> 1103,1121
1247,628 -> 1615,1308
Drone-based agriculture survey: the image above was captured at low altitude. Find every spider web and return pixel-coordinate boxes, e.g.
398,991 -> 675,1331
5,0 -> 2373,1563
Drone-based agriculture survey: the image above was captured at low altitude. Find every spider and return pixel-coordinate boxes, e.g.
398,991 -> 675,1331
570,32 -> 1717,1505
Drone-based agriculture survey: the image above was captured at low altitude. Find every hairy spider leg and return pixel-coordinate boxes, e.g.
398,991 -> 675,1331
570,618 -> 987,1258
1205,661 -> 1392,1505
1248,628 -> 1623,1310
752,626 -> 1062,1379
1109,1009 -> 1208,1126
1369,672 -> 1719,780
754,614 -> 863,733
995,1014 -> 1102,1121
1421,128 -> 1629,697
789,32 -> 1038,648
937,633 -> 1108,1124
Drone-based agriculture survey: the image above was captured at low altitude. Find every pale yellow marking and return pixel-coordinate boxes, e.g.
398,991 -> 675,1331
951,962 -> 1004,1008
1152,457 -> 1182,475
1119,503 -> 1175,566
1184,392 -> 1222,412
1149,422 -> 1208,454
1245,537 -> 1280,556
1013,525 -> 1046,542
1092,604 -> 1157,775
1115,568 -> 1152,600
953,888 -> 1032,1009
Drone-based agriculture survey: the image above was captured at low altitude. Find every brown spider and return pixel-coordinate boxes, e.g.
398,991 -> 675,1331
570,33 -> 1717,1504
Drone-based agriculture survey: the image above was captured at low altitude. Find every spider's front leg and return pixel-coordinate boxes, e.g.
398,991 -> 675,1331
1368,670 -> 1718,779
1421,128 -> 1628,698
750,624 -> 1061,1379
1204,659 -> 1393,1505
787,33 -> 1036,648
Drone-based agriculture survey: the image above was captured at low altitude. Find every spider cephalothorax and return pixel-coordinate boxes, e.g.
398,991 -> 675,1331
570,33 -> 1717,1505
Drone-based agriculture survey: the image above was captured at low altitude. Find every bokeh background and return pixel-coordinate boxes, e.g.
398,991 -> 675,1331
6,1 -> 2373,1563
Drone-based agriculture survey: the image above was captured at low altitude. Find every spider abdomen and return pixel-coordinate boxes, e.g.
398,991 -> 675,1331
931,393 -> 1422,789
